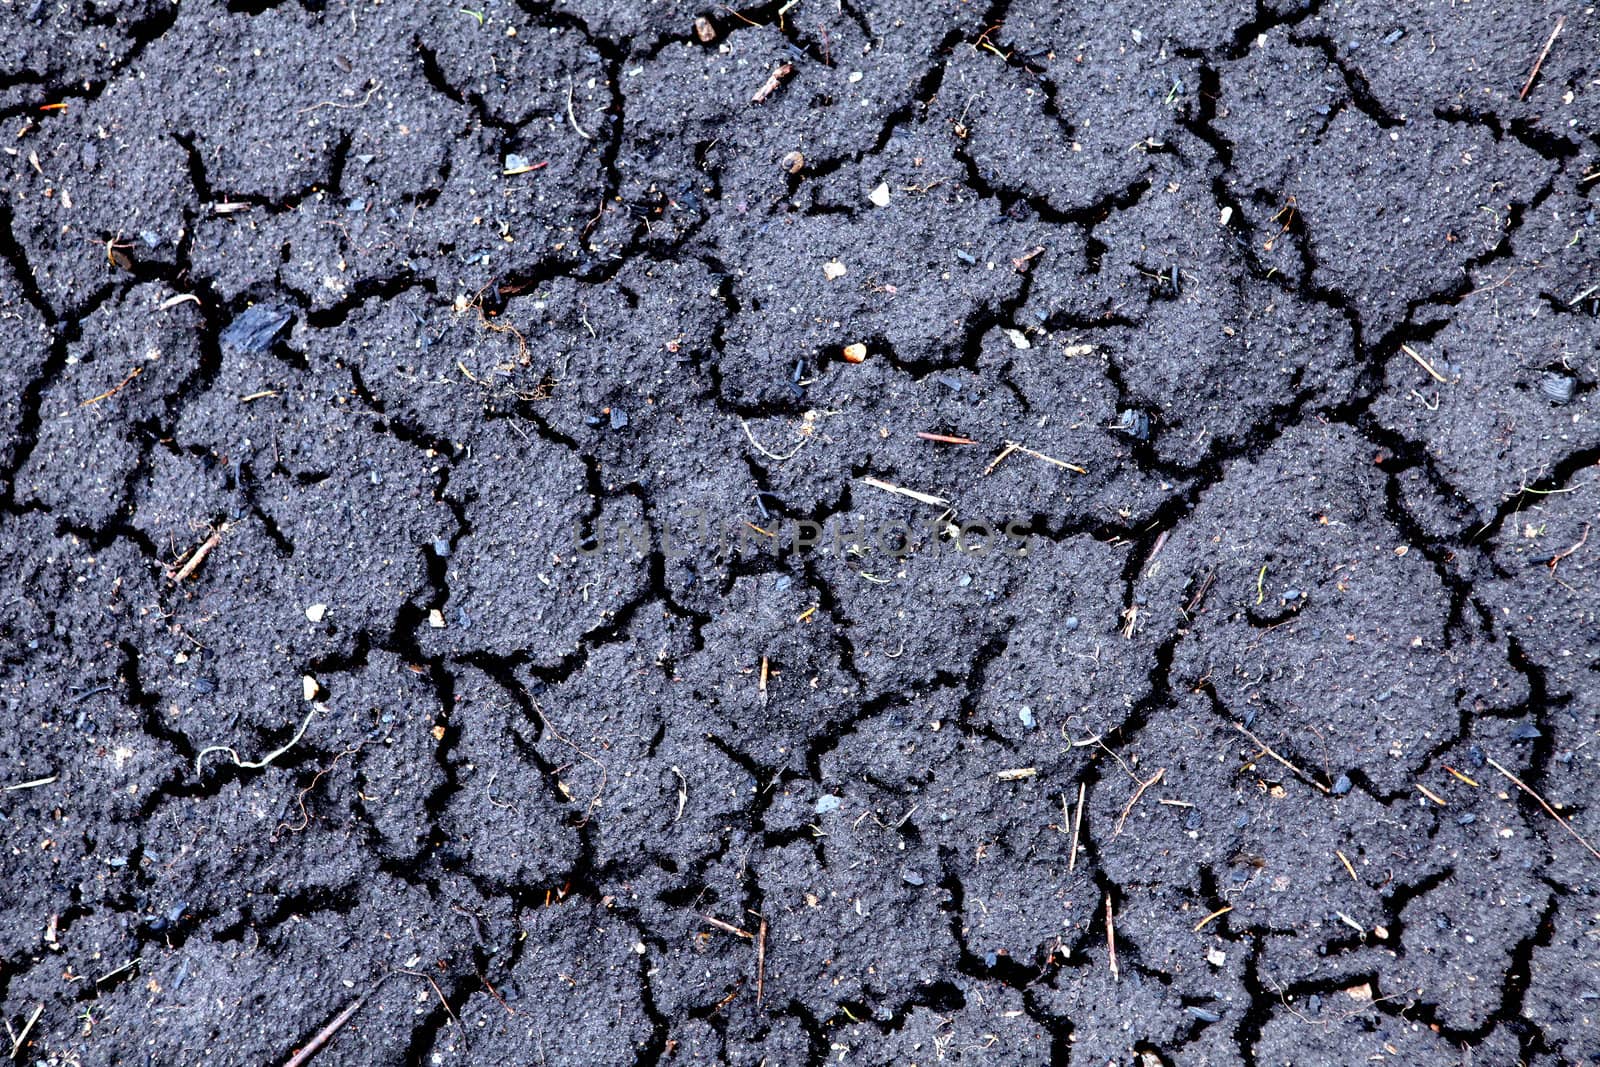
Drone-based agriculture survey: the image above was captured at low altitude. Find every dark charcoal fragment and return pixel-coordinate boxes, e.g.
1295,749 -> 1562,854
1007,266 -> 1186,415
220,303 -> 294,354
1112,409 -> 1150,440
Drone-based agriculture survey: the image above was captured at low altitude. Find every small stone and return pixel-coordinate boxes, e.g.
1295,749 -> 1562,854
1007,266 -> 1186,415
609,407 -> 629,430
814,794 -> 842,814
867,182 -> 891,207
1512,721 -> 1542,742
693,15 -> 716,41
1541,374 -> 1575,405
302,675 -> 318,701
822,260 -> 847,280
1063,616 -> 1080,632
780,150 -> 804,174
428,609 -> 447,629
1331,773 -> 1352,795
842,342 -> 867,363
902,871 -> 925,887
1206,946 -> 1227,966
305,603 -> 327,623
1018,706 -> 1036,729
1186,1007 -> 1221,1024
1003,327 -> 1031,349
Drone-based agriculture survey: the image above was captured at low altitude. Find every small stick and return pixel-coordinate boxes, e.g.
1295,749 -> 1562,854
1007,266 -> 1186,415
80,366 -> 142,407
701,915 -> 752,939
983,441 -> 1020,476
917,431 -> 976,445
1011,441 -> 1088,474
283,990 -> 374,1067
1549,522 -> 1590,576
3,775 -> 56,792
996,767 -> 1037,782
1232,721 -> 1331,793
1519,15 -> 1565,100
1400,344 -> 1450,384
1068,782 -> 1086,872
758,656 -> 769,704
1192,905 -> 1231,932
1104,896 -> 1119,981
860,477 -> 947,506
1487,756 -> 1600,864
168,529 -> 223,583
755,918 -> 768,1006
751,62 -> 793,104
397,970 -> 464,1044
1336,850 -> 1359,883
95,956 -> 142,985
8,1004 -> 41,1061
1185,568 -> 1216,616
1113,767 -> 1165,837
1415,782 -> 1447,806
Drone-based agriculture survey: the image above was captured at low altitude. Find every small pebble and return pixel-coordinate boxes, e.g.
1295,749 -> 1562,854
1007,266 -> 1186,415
1018,706 -> 1036,729
814,794 -> 842,814
693,15 -> 716,41
822,260 -> 848,280
1063,616 -> 1080,633
780,151 -> 804,174
867,182 -> 891,207
842,342 -> 867,363
902,871 -> 925,887
954,249 -> 976,265
1541,374 -> 1575,405
1331,773 -> 1352,796
1186,1007 -> 1222,1024
305,603 -> 327,623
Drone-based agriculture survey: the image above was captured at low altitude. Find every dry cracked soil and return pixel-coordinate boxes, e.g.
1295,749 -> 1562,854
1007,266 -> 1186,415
2,0 -> 1599,1064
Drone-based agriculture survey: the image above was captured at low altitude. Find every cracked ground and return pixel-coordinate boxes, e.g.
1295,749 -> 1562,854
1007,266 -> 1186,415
1,0 -> 1598,1063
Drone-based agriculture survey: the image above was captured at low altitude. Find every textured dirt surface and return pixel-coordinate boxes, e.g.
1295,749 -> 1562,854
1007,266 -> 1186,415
2,0 -> 1598,1064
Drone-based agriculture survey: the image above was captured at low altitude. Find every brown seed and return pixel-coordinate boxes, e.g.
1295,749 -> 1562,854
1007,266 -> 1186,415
841,343 -> 867,363
780,151 -> 804,174
693,16 -> 716,42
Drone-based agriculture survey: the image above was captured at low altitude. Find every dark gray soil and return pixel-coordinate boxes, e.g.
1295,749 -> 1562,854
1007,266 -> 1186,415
2,0 -> 1598,1064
